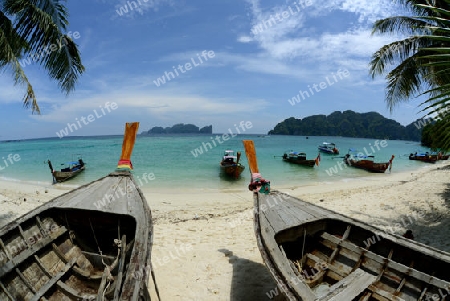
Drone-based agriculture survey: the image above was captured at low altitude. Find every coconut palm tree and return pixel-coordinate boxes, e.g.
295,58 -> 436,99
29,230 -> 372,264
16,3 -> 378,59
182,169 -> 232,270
0,0 -> 84,114
370,0 -> 450,149
417,7 -> 450,150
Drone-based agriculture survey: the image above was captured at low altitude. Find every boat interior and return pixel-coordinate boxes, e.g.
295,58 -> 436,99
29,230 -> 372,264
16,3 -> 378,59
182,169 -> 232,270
275,218 -> 450,300
0,208 -> 137,300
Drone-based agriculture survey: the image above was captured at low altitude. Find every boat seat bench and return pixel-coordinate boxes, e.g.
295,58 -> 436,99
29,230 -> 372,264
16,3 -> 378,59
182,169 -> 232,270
322,269 -> 377,301
309,230 -> 450,300
0,226 -> 67,278
30,257 -> 77,301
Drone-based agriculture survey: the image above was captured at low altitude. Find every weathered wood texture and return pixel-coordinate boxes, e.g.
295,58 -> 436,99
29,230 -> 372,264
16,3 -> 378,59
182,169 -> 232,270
0,172 -> 156,301
255,190 -> 450,301
120,123 -> 139,162
243,140 -> 259,173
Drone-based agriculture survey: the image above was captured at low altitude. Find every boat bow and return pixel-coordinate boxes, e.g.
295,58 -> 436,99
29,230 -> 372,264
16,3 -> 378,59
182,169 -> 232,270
0,123 -> 159,301
243,139 -> 450,301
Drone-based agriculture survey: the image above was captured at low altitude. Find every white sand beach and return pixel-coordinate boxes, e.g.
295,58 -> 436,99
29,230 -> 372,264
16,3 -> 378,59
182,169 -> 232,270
1,162 -> 450,300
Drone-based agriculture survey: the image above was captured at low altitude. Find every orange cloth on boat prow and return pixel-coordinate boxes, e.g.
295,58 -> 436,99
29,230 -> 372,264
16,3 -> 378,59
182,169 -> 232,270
116,122 -> 139,170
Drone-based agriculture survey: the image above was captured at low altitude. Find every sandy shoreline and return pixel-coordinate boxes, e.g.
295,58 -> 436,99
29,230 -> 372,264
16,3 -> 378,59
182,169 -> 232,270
1,162 -> 450,300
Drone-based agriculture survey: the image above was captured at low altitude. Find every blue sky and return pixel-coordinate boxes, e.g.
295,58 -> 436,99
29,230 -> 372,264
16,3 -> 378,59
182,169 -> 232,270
0,0 -> 425,140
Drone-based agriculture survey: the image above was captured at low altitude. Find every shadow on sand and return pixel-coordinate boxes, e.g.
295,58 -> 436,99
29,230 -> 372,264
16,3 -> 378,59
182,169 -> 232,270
438,180 -> 450,207
218,248 -> 286,301
0,212 -> 17,228
344,177 -> 450,252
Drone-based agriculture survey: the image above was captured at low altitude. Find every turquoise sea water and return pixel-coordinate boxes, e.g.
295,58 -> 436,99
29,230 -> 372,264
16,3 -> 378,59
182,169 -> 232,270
0,134 -> 437,192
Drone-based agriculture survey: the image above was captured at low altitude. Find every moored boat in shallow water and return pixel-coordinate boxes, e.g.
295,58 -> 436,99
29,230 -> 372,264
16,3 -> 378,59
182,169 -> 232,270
220,150 -> 245,178
409,152 -> 438,163
47,157 -> 86,183
318,142 -> 339,155
282,151 -> 319,167
344,150 -> 394,173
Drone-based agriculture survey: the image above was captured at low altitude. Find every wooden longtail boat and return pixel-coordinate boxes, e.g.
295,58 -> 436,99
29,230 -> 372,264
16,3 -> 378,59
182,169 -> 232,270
220,150 -> 245,178
0,123 -> 159,301
439,153 -> 449,160
47,157 -> 86,183
344,152 -> 394,173
243,139 -> 450,301
282,152 -> 319,167
409,152 -> 438,163
318,142 -> 339,155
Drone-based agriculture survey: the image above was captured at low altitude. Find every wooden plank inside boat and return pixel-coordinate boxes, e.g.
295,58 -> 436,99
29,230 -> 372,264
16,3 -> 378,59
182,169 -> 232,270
243,139 -> 450,301
0,123 -> 159,300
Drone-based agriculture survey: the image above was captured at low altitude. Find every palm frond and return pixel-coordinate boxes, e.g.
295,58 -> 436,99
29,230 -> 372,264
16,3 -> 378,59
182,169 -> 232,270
44,36 -> 84,93
415,3 -> 450,18
370,37 -> 423,77
384,55 -> 426,110
400,0 -> 450,15
0,9 -> 39,113
0,0 -> 84,113
3,0 -> 84,93
372,16 -> 432,35
429,118 -> 450,150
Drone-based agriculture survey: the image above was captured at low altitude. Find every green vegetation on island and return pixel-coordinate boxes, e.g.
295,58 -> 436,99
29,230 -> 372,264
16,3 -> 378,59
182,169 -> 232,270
142,124 -> 212,134
421,119 -> 449,151
268,110 -> 423,141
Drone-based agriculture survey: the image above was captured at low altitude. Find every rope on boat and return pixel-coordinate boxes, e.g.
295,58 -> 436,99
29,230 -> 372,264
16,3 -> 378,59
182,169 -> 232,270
89,218 -> 105,261
301,228 -> 306,269
95,231 -> 123,300
101,269 -> 112,300
64,213 -> 74,245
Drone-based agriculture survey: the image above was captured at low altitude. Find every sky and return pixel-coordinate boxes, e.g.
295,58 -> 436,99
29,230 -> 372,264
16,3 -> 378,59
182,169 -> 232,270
0,0 -> 427,140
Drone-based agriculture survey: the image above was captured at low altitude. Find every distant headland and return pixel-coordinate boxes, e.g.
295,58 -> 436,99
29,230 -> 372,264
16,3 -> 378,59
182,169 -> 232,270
268,110 -> 425,141
141,123 -> 212,135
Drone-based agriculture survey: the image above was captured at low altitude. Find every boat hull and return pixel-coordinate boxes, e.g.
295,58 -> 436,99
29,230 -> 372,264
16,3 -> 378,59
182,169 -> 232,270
318,148 -> 338,154
344,159 -> 390,173
440,155 -> 449,160
319,147 -> 339,155
283,158 -> 316,167
318,147 -> 339,155
0,171 -> 156,300
220,163 -> 245,177
409,154 -> 438,163
254,191 -> 450,301
53,166 -> 85,183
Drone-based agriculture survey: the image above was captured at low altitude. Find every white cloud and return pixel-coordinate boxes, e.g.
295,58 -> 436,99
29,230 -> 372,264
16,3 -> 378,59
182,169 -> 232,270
238,0 -> 406,80
309,0 -> 404,23
0,82 -> 23,104
245,0 -> 402,59
237,36 -> 253,43
30,88 -> 270,125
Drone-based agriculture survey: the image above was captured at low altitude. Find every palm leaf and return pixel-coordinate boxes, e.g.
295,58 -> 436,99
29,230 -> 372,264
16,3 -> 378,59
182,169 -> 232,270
415,4 -> 450,18
0,0 -> 84,113
0,9 -> 39,112
372,16 -> 431,35
371,0 -> 450,150
384,54 -> 427,110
